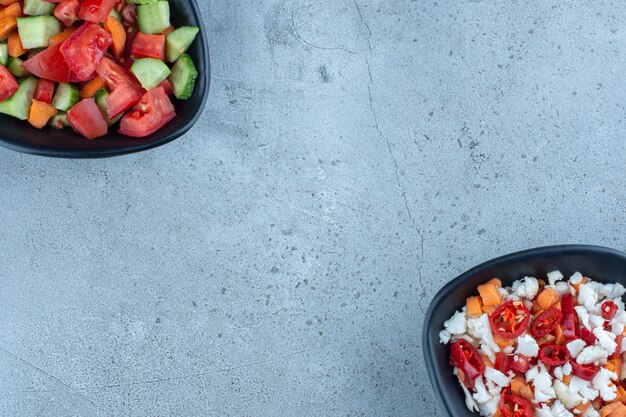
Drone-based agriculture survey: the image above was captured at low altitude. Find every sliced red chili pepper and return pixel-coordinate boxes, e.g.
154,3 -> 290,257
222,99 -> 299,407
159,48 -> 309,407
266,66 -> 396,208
538,344 -> 570,366
570,360 -> 600,381
494,353 -> 534,374
579,327 -> 597,346
494,352 -> 512,373
602,300 -> 618,320
560,293 -> 579,340
530,307 -> 562,338
611,334 -> 623,359
499,394 -> 532,417
449,339 -> 485,390
489,301 -> 530,339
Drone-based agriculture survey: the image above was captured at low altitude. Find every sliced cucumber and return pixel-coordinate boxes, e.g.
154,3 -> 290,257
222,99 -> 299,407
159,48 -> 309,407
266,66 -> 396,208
49,112 -> 68,129
127,0 -> 156,5
109,8 -> 122,21
7,57 -> 29,77
131,58 -> 171,90
137,1 -> 170,35
23,0 -> 55,16
0,43 -> 7,66
17,16 -> 61,49
51,83 -> 80,111
169,53 -> 197,100
165,26 -> 198,63
0,77 -> 37,120
94,88 -> 122,126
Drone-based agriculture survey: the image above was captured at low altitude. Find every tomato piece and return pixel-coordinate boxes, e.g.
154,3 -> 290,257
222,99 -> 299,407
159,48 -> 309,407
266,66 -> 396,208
489,301 -> 530,339
538,344 -> 570,366
22,44 -> 71,83
66,98 -> 108,139
34,79 -> 55,104
0,64 -> 18,102
570,360 -> 600,381
159,78 -> 173,95
449,339 -> 485,390
60,22 -> 112,81
96,56 -> 141,89
499,395 -> 532,417
561,294 -> 579,340
78,0 -> 117,23
579,327 -> 597,346
106,82 -> 143,118
530,307 -> 562,338
602,301 -> 618,320
54,0 -> 80,27
130,32 -> 165,60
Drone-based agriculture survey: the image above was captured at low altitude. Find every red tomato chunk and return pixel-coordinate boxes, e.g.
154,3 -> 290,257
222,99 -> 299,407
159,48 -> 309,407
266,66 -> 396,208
60,22 -> 112,81
0,65 -> 18,102
67,98 -> 108,139
119,86 -> 176,137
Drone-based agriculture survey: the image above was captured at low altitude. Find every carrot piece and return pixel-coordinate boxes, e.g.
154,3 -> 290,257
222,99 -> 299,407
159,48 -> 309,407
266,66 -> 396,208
555,324 -> 565,345
80,76 -> 104,99
0,2 -> 20,18
478,284 -> 501,306
492,409 -> 503,417
161,25 -> 174,35
103,15 -> 126,59
494,336 -> 515,349
531,300 -> 542,314
486,278 -> 502,288
482,354 -> 493,369
563,374 -> 572,384
510,378 -> 525,396
537,287 -> 559,310
0,15 -> 16,41
574,402 -> 590,415
601,401 -> 626,417
615,384 -> 626,402
572,277 -> 588,294
482,305 -> 496,315
7,30 -> 24,57
536,334 -> 556,346
0,0 -> 18,6
537,278 -> 546,287
28,100 -> 57,129
519,384 -> 533,402
466,296 -> 483,318
608,358 -> 623,379
49,27 -> 76,46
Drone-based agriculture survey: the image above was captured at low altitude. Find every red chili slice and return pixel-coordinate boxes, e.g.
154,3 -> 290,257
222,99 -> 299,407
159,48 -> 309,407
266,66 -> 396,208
602,301 -> 618,320
499,394 -> 532,417
538,344 -> 570,366
570,360 -> 600,381
489,301 -> 530,339
530,307 -> 562,338
579,327 -> 597,346
560,293 -> 579,340
449,339 -> 485,390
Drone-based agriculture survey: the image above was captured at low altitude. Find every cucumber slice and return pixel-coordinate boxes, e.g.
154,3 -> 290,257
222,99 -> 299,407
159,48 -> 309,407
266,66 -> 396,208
127,0 -> 156,5
165,26 -> 199,63
7,57 -> 29,77
0,43 -> 7,66
49,112 -> 68,129
0,77 -> 37,120
109,8 -> 122,21
17,16 -> 61,49
169,53 -> 197,100
137,1 -> 170,35
23,0 -> 55,16
94,88 -> 122,126
131,58 -> 171,90
51,83 -> 80,111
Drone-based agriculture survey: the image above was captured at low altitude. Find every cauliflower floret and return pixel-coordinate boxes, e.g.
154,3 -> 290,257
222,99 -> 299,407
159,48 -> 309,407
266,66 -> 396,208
567,339 -> 587,359
439,329 -> 451,344
569,376 -> 599,402
554,365 -> 564,380
578,284 -> 598,311
577,346 -> 609,365
502,346 -> 514,354
591,367 -> 617,401
532,365 -> 556,403
477,394 -> 500,416
472,376 -> 493,404
555,281 -> 573,295
467,314 -> 500,362
454,367 -> 479,412
600,283 -> 626,299
548,270 -> 565,285
516,334 -> 539,358
589,314 -> 606,329
593,327 -> 617,353
497,287 -> 510,301
551,400 -> 575,417
553,379 -> 583,409
583,406 -> 601,417
444,310 -> 467,335
484,367 -> 511,388
611,310 -> 626,336
575,306 -> 591,329
525,364 -> 539,382
511,277 -> 539,300
535,404 -> 553,417
570,272 -> 584,285
563,362 -> 573,376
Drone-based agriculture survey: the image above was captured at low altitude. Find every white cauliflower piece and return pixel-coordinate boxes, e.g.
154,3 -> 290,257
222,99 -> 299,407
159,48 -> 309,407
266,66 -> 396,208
548,270 -> 564,285
569,376 -> 599,403
567,339 -> 587,359
592,367 -> 617,401
467,314 -> 499,362
472,376 -> 493,404
484,367 -> 510,388
575,306 -> 591,329
502,346 -> 514,354
583,406 -> 601,417
439,329 -> 451,344
577,345 -> 609,365
569,271 -> 583,284
553,379 -> 583,409
611,310 -> 626,336
600,283 -> 626,298
497,287 -> 510,300
516,334 -> 539,358
511,277 -> 539,300
454,367 -> 479,413
525,364 -> 539,382
551,400 -> 575,417
589,314 -> 606,329
554,365 -> 564,380
532,365 -> 557,403
476,395 -> 500,416
563,362 -> 573,376
593,327 -> 617,353
578,284 -> 598,311
555,281 -> 573,295
444,310 -> 467,335
535,404 -> 553,417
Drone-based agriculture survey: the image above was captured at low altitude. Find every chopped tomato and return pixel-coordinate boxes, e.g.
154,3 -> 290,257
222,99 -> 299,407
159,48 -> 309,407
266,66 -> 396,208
489,301 -> 530,339
106,82 -> 143,118
130,32 -> 165,60
34,79 -> 55,104
22,44 -> 71,83
66,98 -> 108,139
78,0 -> 118,23
0,64 -> 18,102
54,0 -> 80,28
60,22 -> 112,81
118,86 -> 176,137
159,78 -> 173,95
96,56 -> 140,89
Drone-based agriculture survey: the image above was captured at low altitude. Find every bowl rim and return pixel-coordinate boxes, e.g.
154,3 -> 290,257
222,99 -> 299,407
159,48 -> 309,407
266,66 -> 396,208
422,244 -> 626,417
0,0 -> 210,159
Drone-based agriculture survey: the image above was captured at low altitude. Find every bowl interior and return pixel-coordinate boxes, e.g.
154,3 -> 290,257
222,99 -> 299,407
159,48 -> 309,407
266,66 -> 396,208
423,245 -> 626,417
0,0 -> 209,158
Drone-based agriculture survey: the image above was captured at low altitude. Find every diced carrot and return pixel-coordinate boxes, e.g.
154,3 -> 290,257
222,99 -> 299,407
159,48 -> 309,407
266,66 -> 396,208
536,334 -> 556,346
494,336 -> 515,349
563,374 -> 572,384
572,277 -> 588,294
615,384 -> 626,402
531,300 -> 542,314
161,25 -> 174,35
519,384 -> 533,402
608,358 -> 623,379
49,27 -> 76,46
555,324 -> 565,345
0,15 -> 16,41
601,401 -> 626,417
466,296 -> 483,318
0,0 -> 18,5
103,15 -> 126,59
80,76 -> 104,99
574,402 -> 590,415
537,278 -> 546,287
492,409 -> 503,417
482,354 -> 493,369
28,100 -> 57,129
478,283 -> 501,306
7,30 -> 24,57
537,287 -> 559,310
553,301 -> 561,310
0,2 -> 20,18
482,305 -> 496,315
510,379 -> 525,396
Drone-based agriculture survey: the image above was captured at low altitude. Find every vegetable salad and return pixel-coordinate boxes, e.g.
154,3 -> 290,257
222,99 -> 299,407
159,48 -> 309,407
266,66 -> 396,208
440,272 -> 626,417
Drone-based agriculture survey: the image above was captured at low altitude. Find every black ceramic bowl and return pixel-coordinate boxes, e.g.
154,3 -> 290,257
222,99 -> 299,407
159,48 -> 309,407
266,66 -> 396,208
423,244 -> 626,417
0,0 -> 210,158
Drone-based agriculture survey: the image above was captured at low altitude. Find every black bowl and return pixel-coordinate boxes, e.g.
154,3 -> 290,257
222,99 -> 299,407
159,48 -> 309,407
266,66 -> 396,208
423,244 -> 626,417
0,0 -> 210,158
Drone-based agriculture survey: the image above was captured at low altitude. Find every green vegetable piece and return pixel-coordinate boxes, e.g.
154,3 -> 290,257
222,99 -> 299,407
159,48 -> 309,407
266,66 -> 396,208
49,112 -> 68,129
17,16 -> 62,49
165,26 -> 199,63
0,43 -> 8,66
51,83 -> 80,112
168,53 -> 197,100
94,88 -> 123,126
131,58 -> 171,90
137,1 -> 170,34
127,0 -> 157,5
7,57 -> 29,77
23,0 -> 55,16
0,77 -> 38,120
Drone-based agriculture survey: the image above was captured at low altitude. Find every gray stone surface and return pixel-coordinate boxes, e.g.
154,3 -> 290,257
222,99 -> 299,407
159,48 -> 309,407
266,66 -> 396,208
1,0 -> 626,416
